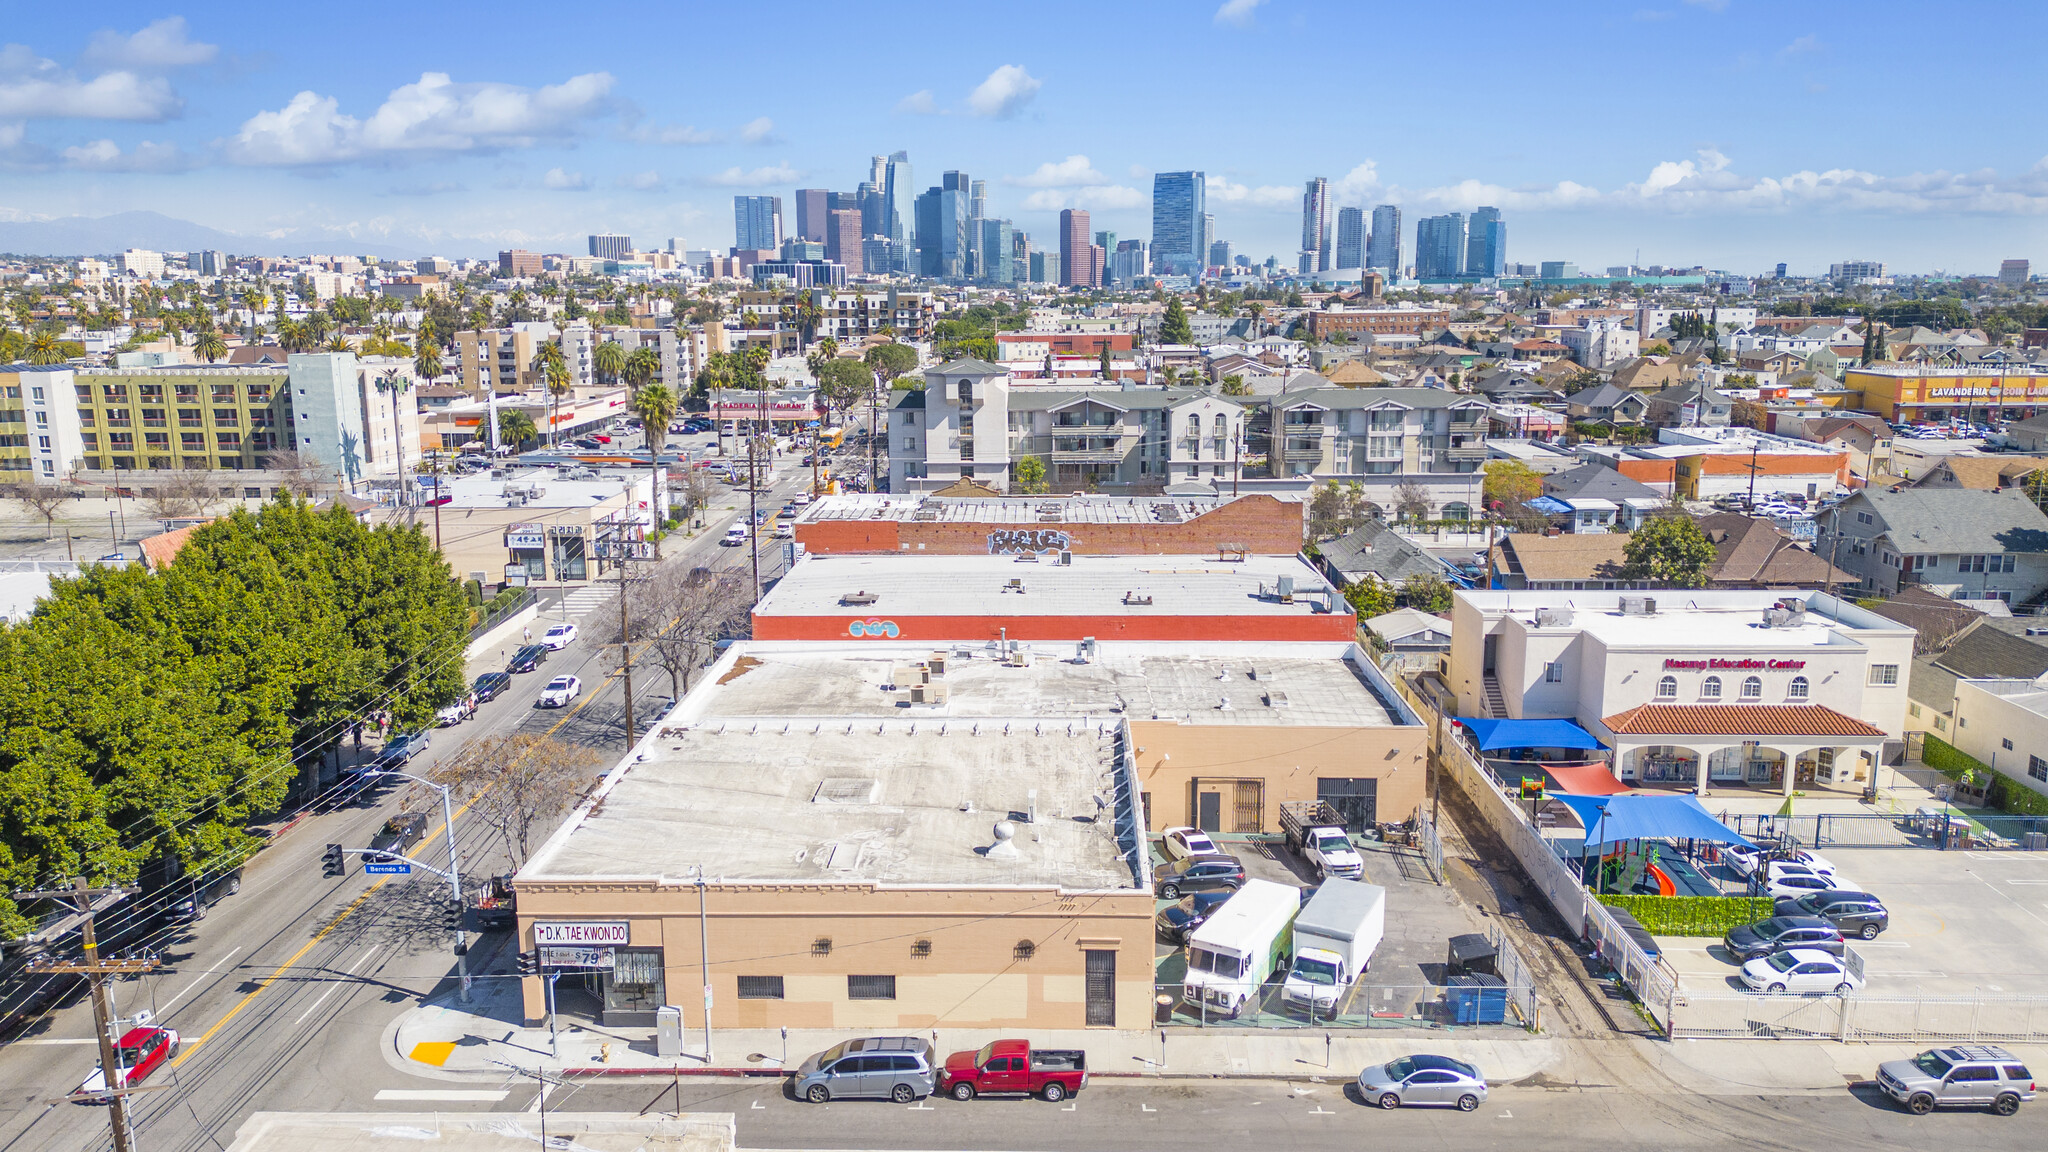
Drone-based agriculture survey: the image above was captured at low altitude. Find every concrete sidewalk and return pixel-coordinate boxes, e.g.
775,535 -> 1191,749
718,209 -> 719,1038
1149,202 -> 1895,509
386,979 -> 1561,1084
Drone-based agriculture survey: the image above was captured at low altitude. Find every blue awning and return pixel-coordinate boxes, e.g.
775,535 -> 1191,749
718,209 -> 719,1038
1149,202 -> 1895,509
1453,717 -> 1605,752
1551,793 -> 1755,850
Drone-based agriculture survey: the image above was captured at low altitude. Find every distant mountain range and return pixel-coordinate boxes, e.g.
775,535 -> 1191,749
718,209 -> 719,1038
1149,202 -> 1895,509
0,211 -> 495,261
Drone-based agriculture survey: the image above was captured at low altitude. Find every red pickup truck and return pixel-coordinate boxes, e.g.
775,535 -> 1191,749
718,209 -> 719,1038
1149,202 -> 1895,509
938,1039 -> 1087,1102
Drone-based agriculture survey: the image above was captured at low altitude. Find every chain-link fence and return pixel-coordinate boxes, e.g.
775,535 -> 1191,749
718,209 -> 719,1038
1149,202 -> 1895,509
1671,992 -> 2048,1042
1721,810 -> 2048,851
1412,808 -> 1446,884
1153,980 -> 1529,1030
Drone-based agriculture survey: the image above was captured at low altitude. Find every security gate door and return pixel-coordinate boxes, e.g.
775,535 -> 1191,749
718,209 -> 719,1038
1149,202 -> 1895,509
1084,949 -> 1116,1026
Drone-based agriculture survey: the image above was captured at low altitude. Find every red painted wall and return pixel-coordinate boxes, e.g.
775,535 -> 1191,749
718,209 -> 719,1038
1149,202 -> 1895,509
752,612 -> 1357,643
793,494 -> 1303,556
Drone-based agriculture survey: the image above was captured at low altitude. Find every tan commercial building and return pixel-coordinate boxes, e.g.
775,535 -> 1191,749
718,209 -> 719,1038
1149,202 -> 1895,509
513,638 -> 1424,1032
372,467 -> 654,586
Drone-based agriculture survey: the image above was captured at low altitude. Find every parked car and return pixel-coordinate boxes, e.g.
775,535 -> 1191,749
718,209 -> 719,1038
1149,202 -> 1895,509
792,492 -> 812,506
1876,1045 -> 2036,1115
1355,1054 -> 1488,1111
1774,890 -> 1889,940
536,675 -> 582,708
793,1036 -> 937,1103
367,731 -> 428,773
1155,890 -> 1233,945
1152,854 -> 1246,900
721,525 -> 748,547
938,1039 -> 1087,1102
508,644 -> 549,673
369,811 -> 429,861
1764,866 -> 1853,900
771,523 -> 794,540
75,1026 -> 180,1101
1160,826 -> 1220,861
541,623 -> 578,650
1723,916 -> 1845,962
776,505 -> 798,519
1739,947 -> 1862,994
472,671 -> 513,702
434,698 -> 474,727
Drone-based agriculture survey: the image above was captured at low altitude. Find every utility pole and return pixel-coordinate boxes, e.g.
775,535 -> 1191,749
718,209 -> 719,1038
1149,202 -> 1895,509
20,878 -> 159,1152
869,369 -> 882,493
1746,442 -> 1760,508
618,550 -> 634,748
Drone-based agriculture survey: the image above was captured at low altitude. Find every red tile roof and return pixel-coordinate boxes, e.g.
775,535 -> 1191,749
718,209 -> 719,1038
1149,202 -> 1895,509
1600,704 -> 1885,738
138,521 -> 213,570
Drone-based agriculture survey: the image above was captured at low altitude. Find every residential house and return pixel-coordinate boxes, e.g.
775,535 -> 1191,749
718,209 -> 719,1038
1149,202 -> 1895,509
1487,532 -> 1641,590
2004,412 -> 2048,454
1565,381 -> 1651,425
1803,414 -> 1893,481
1535,463 -> 1668,531
1512,338 -> 1570,364
1913,454 -> 2048,492
1697,513 -> 1856,588
1364,607 -> 1454,667
1816,487 -> 2048,602
1645,380 -> 1734,428
1317,521 -> 1447,588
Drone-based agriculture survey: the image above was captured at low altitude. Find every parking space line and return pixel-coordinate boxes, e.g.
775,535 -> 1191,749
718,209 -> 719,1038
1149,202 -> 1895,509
375,1089 -> 509,1102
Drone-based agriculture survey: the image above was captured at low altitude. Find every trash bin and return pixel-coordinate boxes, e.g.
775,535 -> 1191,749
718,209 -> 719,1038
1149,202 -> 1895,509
1459,974 -> 1508,1024
1447,933 -> 1498,978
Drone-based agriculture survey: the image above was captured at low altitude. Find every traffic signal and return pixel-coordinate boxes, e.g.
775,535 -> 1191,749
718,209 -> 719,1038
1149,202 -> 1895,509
445,896 -> 465,930
517,950 -> 540,976
322,843 -> 346,877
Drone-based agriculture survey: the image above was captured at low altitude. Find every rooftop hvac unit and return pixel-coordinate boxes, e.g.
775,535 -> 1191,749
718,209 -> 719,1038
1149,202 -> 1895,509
893,664 -> 930,686
1618,595 -> 1657,616
909,681 -> 950,704
927,652 -> 948,675
1535,607 -> 1573,628
1057,550 -> 1073,566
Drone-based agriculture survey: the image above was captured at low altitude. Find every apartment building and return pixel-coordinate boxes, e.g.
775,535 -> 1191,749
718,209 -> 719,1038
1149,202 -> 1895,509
887,359 -> 1246,493
1302,306 -> 1453,340
812,287 -> 935,344
456,323 -> 558,396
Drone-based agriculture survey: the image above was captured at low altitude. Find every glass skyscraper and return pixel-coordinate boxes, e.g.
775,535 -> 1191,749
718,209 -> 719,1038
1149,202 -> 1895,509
1466,206 -> 1506,278
733,196 -> 782,251
1334,207 -> 1365,270
1367,204 -> 1402,274
1414,212 -> 1468,279
1149,171 -> 1205,276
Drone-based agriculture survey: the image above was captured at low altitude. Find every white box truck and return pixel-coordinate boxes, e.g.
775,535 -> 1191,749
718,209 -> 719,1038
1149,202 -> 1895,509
1180,878 -> 1298,1019
1281,879 -> 1386,1017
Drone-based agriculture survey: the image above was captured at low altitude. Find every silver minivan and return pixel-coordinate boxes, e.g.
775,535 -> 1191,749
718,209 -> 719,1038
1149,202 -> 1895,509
792,1036 -> 937,1103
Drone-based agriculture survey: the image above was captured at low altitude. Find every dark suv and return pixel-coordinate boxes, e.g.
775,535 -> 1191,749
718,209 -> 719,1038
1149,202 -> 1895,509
1152,854 -> 1246,900
508,644 -> 549,673
1723,916 -> 1845,962
1773,890 -> 1889,940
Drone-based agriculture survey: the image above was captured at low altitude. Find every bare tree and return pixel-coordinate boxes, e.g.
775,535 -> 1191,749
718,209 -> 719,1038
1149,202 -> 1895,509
4,483 -> 73,541
605,564 -> 751,698
261,449 -> 331,499
431,734 -> 606,866
677,469 -> 719,524
1393,479 -> 1433,523
141,469 -> 227,520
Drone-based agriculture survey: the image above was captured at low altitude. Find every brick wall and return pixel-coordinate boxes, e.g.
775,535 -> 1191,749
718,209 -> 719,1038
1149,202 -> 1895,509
793,494 -> 1304,556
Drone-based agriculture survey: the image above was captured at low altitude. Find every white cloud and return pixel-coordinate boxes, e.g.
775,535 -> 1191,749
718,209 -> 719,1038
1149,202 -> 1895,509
0,46 -> 180,120
1780,33 -> 1822,56
967,65 -> 1040,119
541,167 -> 585,190
1207,176 -> 1297,207
1021,184 -> 1144,212
1331,161 -> 1381,204
82,17 -> 218,71
700,163 -> 801,187
895,90 -> 936,115
1008,154 -> 1108,188
1683,0 -> 1728,11
1213,0 -> 1267,27
738,116 -> 776,143
225,70 -> 615,166
620,169 -> 663,191
635,123 -> 720,145
60,137 -> 194,172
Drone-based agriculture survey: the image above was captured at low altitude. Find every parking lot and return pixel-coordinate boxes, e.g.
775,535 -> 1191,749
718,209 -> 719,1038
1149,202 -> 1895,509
1150,833 -> 1507,1027
1659,843 -> 2048,999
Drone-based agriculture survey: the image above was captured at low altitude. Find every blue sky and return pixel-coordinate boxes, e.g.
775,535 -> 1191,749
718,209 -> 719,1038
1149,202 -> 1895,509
4,1 -> 2046,272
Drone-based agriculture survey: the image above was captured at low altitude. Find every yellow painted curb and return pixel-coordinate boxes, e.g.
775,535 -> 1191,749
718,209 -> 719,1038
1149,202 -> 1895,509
410,1041 -> 457,1067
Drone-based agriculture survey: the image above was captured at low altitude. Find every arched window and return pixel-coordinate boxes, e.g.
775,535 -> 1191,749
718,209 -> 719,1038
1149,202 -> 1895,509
1789,676 -> 1809,700
1701,676 -> 1722,699
1741,676 -> 1762,699
1657,675 -> 1677,699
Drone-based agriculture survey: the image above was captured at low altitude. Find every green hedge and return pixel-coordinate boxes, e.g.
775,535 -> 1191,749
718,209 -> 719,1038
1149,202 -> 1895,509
1923,735 -> 2048,818
1596,894 -> 1775,937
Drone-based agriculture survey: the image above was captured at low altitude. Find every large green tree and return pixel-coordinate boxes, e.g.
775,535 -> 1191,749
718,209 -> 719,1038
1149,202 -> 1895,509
1622,514 -> 1718,588
1160,294 -> 1194,345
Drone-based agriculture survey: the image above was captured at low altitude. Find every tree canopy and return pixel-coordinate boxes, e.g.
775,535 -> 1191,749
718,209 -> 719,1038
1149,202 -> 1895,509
1622,515 -> 1718,588
0,499 -> 469,935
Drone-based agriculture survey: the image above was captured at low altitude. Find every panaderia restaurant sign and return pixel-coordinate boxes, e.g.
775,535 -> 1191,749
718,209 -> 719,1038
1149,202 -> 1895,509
1663,658 -> 1808,671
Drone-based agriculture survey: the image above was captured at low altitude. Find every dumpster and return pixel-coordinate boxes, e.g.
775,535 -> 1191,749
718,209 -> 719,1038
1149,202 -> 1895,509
1447,973 -> 1508,1025
1446,933 -> 1498,978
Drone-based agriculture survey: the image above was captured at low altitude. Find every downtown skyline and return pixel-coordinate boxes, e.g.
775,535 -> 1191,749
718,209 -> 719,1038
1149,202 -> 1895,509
1,2 -> 2046,272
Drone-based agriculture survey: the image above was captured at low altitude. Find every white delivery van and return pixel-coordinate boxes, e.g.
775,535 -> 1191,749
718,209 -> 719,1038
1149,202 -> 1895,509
1281,879 -> 1385,1017
1180,879 -> 1298,1019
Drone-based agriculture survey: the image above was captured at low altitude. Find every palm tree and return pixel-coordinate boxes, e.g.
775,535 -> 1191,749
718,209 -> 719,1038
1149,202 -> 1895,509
544,361 -> 573,447
498,408 -> 537,449
624,345 -> 659,395
325,334 -> 354,352
26,329 -> 65,365
413,334 -> 444,385
240,288 -> 266,341
594,339 -> 626,387
278,321 -> 314,353
631,381 -> 678,517
193,328 -> 228,364
374,369 -> 411,506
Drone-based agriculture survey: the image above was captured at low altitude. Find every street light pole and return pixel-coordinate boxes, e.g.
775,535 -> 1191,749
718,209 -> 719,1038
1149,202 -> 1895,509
696,866 -> 712,1064
369,770 -> 469,1000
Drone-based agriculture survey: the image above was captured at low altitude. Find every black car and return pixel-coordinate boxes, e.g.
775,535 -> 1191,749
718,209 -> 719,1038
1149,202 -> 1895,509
1151,854 -> 1246,900
508,643 -> 549,673
1724,915 -> 1846,962
368,811 -> 429,861
473,671 -> 513,702
1155,891 -> 1233,944
1774,890 -> 1889,940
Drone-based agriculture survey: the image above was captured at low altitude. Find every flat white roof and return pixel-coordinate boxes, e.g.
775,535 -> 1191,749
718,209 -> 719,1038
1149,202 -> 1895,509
758,554 -> 1337,620
797,493 -> 1268,526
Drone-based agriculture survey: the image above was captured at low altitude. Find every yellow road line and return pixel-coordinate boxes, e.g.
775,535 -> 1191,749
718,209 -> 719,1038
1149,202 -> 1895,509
168,665 -> 619,1067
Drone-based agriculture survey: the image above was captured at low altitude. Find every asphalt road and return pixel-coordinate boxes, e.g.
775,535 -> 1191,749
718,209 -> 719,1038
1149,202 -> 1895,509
0,444 -> 820,1152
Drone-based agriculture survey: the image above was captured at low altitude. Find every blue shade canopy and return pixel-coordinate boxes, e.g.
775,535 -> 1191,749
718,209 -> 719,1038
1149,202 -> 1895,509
1454,717 -> 1605,752
1552,793 -> 1756,850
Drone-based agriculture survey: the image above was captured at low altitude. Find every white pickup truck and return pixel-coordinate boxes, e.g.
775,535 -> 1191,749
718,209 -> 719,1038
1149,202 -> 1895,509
1280,801 -> 1365,880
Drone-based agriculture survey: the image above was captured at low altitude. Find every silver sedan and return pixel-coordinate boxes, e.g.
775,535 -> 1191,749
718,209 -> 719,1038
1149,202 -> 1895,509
1356,1054 -> 1488,1111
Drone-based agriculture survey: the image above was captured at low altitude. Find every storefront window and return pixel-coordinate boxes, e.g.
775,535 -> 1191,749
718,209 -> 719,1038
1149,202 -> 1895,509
604,948 -> 665,1020
553,535 -> 587,581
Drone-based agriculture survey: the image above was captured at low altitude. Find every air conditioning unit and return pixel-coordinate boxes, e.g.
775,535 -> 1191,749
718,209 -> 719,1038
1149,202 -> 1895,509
1535,607 -> 1573,628
910,682 -> 950,705
1619,595 -> 1656,616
